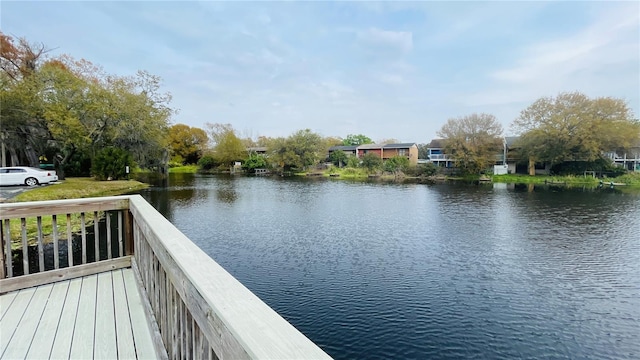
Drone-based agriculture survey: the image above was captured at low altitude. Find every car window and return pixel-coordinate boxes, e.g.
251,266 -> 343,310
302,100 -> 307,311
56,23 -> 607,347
0,169 -> 8,174
8,169 -> 26,173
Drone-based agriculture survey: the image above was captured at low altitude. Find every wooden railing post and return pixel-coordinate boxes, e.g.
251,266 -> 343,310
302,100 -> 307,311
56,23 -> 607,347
124,209 -> 134,256
0,220 -> 5,279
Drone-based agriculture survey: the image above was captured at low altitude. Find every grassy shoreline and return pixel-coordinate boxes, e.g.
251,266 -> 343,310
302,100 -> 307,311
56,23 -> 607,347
10,177 -> 149,203
168,165 -> 198,173
491,173 -> 640,186
108,163 -> 640,187
315,168 -> 640,186
4,177 -> 148,248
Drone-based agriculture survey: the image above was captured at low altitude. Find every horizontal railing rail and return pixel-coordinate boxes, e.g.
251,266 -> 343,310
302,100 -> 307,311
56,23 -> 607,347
1,195 -> 330,359
128,195 -> 330,359
428,154 -> 452,160
0,196 -> 133,292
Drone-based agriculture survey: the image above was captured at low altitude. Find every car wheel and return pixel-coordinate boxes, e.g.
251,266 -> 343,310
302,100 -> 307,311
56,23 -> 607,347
25,177 -> 39,187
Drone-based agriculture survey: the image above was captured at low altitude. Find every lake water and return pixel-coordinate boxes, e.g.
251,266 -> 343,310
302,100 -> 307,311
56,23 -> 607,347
141,174 -> 640,359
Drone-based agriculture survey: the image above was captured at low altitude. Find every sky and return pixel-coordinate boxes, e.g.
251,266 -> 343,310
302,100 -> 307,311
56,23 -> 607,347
2,1 -> 639,143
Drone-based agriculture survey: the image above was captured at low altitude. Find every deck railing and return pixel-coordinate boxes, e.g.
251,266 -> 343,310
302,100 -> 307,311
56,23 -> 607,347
428,154 -> 452,160
0,195 -> 330,360
0,196 -> 133,292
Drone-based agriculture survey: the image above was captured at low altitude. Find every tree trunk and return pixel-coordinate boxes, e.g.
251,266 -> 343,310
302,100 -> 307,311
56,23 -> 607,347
9,147 -> 19,166
55,148 -> 75,180
528,156 -> 536,176
25,144 -> 39,167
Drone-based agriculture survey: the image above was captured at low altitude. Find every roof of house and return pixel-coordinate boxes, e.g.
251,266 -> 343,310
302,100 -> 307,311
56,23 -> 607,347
426,139 -> 445,148
328,145 -> 358,151
357,143 -> 384,149
383,143 -> 416,149
247,147 -> 268,152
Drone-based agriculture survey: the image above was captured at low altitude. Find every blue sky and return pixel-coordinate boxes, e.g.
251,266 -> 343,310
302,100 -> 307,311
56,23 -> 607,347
2,1 -> 639,143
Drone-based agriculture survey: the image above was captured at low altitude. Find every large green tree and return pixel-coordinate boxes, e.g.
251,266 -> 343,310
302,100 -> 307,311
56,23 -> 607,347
329,149 -> 348,167
206,123 -> 247,167
269,129 -> 325,171
384,156 -> 410,173
0,33 -> 175,177
437,113 -> 503,174
512,92 -> 640,168
168,124 -> 208,164
342,134 -> 373,146
361,152 -> 382,171
0,33 -> 50,167
242,153 -> 268,171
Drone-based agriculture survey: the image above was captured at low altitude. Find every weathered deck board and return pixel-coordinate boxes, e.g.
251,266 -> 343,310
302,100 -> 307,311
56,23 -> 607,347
0,291 -> 17,320
0,268 -> 161,360
113,269 -> 137,359
94,272 -> 117,359
49,277 -> 82,359
25,281 -> 70,359
123,267 -> 159,359
69,272 -> 97,359
2,284 -> 54,359
0,287 -> 36,354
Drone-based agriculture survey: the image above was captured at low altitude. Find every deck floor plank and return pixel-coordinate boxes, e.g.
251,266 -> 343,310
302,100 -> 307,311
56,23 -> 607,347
113,269 -> 137,359
2,284 -> 54,359
0,287 -> 36,355
0,268 -> 161,360
94,271 -> 118,359
69,274 -> 98,360
49,277 -> 82,359
123,268 -> 158,359
25,281 -> 70,359
0,291 -> 17,320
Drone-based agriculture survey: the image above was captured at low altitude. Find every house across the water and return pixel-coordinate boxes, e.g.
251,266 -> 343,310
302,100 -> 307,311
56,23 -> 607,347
328,143 -> 419,166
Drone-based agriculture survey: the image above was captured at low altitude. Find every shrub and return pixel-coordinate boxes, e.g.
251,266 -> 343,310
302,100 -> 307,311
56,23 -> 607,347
551,159 -> 627,177
242,153 -> 268,171
92,147 -> 133,180
346,155 -> 360,168
614,172 -> 640,185
197,155 -> 218,170
170,155 -> 185,166
383,156 -> 410,173
405,163 -> 437,177
361,153 -> 382,171
63,152 -> 92,177
329,150 -> 348,167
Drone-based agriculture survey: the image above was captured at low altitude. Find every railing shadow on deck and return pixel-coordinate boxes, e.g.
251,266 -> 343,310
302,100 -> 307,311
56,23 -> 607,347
0,195 -> 330,360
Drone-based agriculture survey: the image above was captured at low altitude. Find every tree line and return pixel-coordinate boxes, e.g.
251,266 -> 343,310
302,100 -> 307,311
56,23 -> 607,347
1,33 -> 173,179
3,33 -> 638,179
437,93 -> 639,175
177,91 -> 639,176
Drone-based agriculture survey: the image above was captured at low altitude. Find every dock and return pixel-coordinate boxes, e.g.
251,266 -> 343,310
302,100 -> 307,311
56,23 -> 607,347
0,195 -> 330,359
1,268 -> 156,359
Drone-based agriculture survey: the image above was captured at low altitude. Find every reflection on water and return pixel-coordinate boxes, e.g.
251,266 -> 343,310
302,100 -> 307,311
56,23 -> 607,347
140,175 -> 640,360
215,178 -> 238,203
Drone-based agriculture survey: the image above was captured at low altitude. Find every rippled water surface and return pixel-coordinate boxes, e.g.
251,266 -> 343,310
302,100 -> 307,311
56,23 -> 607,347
142,174 -> 640,359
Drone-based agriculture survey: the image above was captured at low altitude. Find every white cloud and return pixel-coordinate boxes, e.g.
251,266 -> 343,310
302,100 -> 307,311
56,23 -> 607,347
376,73 -> 404,85
465,3 -> 639,108
358,28 -> 413,53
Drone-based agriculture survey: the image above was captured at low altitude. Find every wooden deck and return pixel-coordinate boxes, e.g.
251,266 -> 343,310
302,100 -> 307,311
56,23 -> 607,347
0,196 -> 330,359
0,268 -> 161,359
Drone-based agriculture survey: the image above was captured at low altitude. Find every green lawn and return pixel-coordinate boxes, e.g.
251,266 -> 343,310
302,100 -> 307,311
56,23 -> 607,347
168,165 -> 198,173
4,177 -> 148,248
12,177 -> 149,202
492,173 -> 640,186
